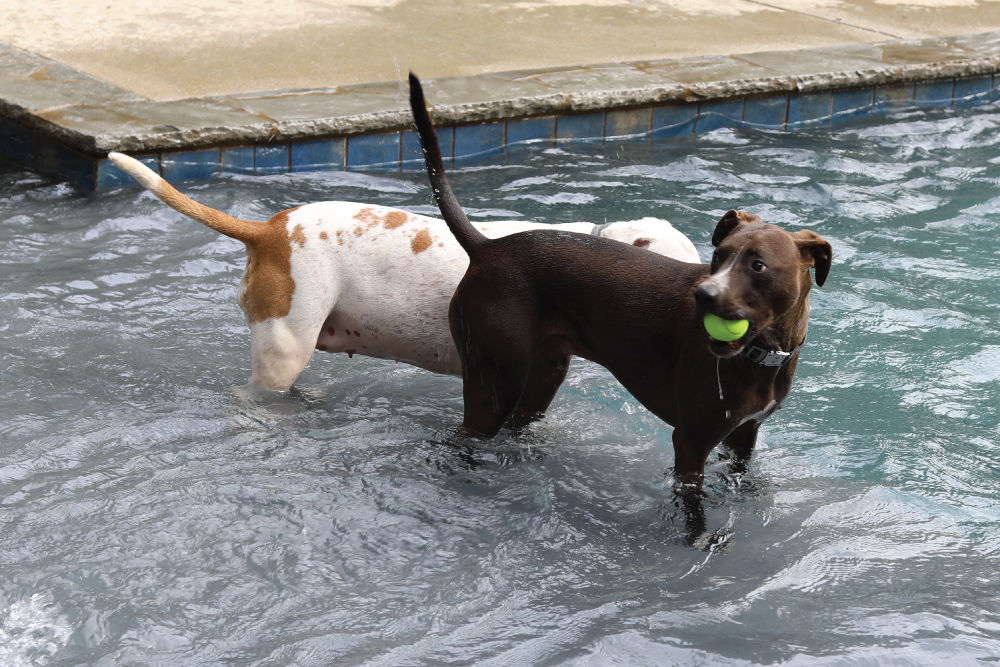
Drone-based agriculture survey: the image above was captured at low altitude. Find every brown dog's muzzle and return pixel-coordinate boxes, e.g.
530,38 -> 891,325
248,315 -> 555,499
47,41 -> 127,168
693,277 -> 756,357
693,280 -> 748,320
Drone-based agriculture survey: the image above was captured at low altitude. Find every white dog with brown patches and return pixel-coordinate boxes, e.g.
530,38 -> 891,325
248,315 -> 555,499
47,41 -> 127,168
108,151 -> 701,390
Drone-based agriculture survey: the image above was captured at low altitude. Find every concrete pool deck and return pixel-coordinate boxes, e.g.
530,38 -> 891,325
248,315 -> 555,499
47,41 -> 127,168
3,1 -> 1000,190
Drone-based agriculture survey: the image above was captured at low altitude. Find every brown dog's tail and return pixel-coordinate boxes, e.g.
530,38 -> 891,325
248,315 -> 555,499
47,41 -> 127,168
107,151 -> 265,245
408,73 -> 487,255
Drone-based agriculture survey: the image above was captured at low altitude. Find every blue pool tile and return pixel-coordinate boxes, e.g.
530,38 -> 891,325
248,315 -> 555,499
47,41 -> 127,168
651,105 -> 696,137
221,147 -> 255,173
98,153 -> 159,190
953,75 -> 992,107
914,80 -> 955,107
831,87 -> 874,123
0,118 -> 34,166
744,95 -> 788,128
291,138 -> 346,171
35,140 -> 94,190
557,113 -> 605,141
401,127 -> 454,166
605,108 -> 651,139
347,132 -> 400,169
695,99 -> 744,133
256,144 -> 289,174
401,129 -> 421,163
162,149 -> 219,182
506,117 -> 556,146
788,92 -> 832,127
874,84 -> 915,112
454,122 -> 505,161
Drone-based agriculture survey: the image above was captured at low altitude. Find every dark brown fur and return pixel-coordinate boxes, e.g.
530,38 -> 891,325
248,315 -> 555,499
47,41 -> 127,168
409,74 -> 831,538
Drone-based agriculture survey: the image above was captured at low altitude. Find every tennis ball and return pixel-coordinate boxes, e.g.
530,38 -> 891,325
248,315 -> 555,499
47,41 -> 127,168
703,313 -> 749,342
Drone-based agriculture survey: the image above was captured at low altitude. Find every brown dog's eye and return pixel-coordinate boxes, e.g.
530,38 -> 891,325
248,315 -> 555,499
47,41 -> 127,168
751,259 -> 767,272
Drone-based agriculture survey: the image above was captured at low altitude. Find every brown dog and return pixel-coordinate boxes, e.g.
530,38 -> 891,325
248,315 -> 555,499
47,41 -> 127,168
409,74 -> 830,507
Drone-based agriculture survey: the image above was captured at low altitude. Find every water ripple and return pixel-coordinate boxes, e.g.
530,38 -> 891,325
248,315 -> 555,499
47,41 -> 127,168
2,105 -> 1000,664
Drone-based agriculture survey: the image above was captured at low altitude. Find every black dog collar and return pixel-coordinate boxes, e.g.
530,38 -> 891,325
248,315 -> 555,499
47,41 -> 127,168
742,341 -> 804,367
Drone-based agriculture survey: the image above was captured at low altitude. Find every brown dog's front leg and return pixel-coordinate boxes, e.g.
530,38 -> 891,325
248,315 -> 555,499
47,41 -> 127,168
722,420 -> 760,474
671,430 -> 714,487
671,429 -> 717,544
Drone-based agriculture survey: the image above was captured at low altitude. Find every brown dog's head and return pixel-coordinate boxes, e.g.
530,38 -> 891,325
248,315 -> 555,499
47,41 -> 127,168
694,210 -> 832,358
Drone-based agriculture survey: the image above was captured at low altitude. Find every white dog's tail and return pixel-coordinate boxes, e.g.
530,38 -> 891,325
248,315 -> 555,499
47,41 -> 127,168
108,152 -> 265,244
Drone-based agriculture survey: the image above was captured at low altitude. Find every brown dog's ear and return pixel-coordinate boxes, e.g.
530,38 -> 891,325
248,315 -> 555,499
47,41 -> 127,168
712,210 -> 759,246
793,230 -> 832,286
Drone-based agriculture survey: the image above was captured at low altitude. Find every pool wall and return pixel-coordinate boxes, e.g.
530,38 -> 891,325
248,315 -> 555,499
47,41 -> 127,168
2,33 -> 1000,191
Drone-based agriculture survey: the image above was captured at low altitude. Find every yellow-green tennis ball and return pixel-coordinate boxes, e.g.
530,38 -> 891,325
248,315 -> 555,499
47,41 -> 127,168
703,313 -> 749,342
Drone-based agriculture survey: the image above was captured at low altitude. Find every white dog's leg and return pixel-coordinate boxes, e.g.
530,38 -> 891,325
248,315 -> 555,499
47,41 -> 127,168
247,318 -> 322,391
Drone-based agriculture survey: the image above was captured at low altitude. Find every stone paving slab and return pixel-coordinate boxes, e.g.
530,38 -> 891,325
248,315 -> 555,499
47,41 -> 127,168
0,0 -> 924,102
4,31 -> 999,156
0,44 -> 141,124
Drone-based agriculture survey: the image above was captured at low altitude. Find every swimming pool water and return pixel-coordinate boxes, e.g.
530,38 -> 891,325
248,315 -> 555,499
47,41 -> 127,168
1,105 -> 998,664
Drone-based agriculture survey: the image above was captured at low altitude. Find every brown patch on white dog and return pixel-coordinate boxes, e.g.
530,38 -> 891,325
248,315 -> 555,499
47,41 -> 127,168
239,208 -> 298,324
410,228 -> 433,253
353,207 -> 379,227
289,223 -> 307,248
384,211 -> 408,229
